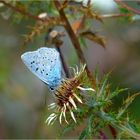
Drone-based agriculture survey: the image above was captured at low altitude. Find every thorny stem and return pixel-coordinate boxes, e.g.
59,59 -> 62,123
1,0 -> 136,21
98,111 -> 140,139
54,1 -> 118,138
54,0 -> 96,89
0,0 -> 48,22
114,0 -> 140,15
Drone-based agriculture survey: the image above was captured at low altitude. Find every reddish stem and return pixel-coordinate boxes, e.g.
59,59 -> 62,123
108,125 -> 117,139
114,0 -> 140,15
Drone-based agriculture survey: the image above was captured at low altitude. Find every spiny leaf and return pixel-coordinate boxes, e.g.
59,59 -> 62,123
116,123 -> 140,139
23,17 -> 62,44
98,73 -> 109,98
117,93 -> 140,119
80,31 -> 106,48
67,4 -> 103,23
126,121 -> 140,134
87,10 -> 103,23
87,114 -> 94,134
79,127 -> 88,140
107,88 -> 128,100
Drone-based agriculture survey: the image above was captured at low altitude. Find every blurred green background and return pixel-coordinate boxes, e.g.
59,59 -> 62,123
0,0 -> 140,139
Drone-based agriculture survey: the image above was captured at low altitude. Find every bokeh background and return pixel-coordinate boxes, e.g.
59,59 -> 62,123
0,0 -> 140,139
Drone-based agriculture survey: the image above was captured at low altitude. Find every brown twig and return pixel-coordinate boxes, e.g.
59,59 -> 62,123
56,45 -> 70,78
114,0 -> 140,15
54,0 -> 96,89
0,0 -> 47,21
101,13 -> 133,18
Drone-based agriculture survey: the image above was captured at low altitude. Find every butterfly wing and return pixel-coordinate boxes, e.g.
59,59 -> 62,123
21,47 -> 62,90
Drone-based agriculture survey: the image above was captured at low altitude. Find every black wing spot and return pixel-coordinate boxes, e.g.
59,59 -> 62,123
46,73 -> 48,75
36,68 -> 39,71
42,69 -> 44,71
31,61 -> 35,64
41,71 -> 43,74
51,60 -> 53,63
50,87 -> 54,90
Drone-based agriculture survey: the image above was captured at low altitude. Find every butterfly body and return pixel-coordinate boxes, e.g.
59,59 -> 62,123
21,47 -> 62,90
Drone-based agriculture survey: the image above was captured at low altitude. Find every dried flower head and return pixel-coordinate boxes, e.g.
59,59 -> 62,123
45,64 -> 95,125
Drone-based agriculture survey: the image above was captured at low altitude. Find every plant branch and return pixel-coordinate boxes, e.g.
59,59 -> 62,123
55,44 -> 70,78
114,0 -> 140,15
0,0 -> 48,22
101,13 -> 133,19
54,0 -> 96,88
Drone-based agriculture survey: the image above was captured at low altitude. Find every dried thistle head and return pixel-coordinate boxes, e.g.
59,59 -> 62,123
46,64 -> 95,125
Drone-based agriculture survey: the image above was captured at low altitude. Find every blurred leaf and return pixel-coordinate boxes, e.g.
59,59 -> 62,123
79,127 -> 88,140
71,19 -> 82,34
132,15 -> 140,21
79,36 -> 87,47
119,7 -> 131,14
80,31 -> 106,48
0,8 -> 13,20
118,7 -> 133,22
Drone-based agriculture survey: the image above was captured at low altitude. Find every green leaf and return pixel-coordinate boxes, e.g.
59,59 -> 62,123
79,36 -> 87,47
98,73 -> 109,98
79,127 -> 88,140
87,114 -> 94,134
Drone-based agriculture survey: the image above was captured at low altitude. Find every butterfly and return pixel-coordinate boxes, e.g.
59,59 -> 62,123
21,47 -> 62,91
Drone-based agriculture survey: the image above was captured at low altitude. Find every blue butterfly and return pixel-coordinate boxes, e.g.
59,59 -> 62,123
21,47 -> 62,91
